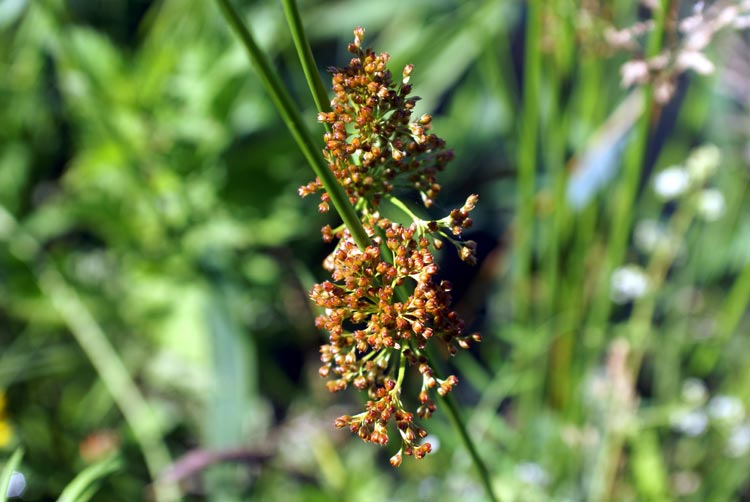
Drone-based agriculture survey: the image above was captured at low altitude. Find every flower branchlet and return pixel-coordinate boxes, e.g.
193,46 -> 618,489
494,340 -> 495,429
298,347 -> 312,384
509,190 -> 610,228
304,28 -> 481,465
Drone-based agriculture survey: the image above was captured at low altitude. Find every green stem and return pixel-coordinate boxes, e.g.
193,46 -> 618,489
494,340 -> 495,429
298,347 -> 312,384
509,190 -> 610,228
214,0 -> 369,250
0,207 -> 179,502
442,397 -> 498,502
427,351 -> 499,502
590,194 -> 693,501
540,3 -> 575,414
395,350 -> 407,388
715,262 -> 750,343
513,0 -> 542,323
585,0 -> 671,344
280,0 -> 331,116
385,195 -> 423,224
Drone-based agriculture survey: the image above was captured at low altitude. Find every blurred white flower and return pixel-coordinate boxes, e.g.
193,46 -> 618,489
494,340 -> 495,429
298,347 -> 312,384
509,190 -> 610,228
633,219 -> 660,253
734,15 -> 750,29
670,408 -> 709,436
621,60 -> 650,87
685,27 -> 711,51
654,78 -> 676,104
708,395 -> 745,425
696,189 -> 725,221
7,471 -> 25,499
649,53 -> 670,71
516,462 -> 550,487
634,219 -> 679,254
653,166 -> 690,199
726,424 -> 750,458
606,27 -> 634,48
676,49 -> 715,74
681,378 -> 708,406
672,471 -> 701,496
717,5 -> 740,26
680,14 -> 703,33
610,265 -> 649,304
686,144 -> 721,183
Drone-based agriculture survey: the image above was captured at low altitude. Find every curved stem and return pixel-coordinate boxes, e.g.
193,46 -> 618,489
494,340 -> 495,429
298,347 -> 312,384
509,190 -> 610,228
0,207 -> 179,502
385,195 -> 423,224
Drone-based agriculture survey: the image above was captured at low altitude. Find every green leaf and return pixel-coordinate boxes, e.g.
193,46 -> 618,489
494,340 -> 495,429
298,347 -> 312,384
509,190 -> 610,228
56,455 -> 122,502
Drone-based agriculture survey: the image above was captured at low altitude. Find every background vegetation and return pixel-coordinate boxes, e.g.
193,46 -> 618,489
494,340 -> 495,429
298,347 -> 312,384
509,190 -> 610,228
1,0 -> 748,500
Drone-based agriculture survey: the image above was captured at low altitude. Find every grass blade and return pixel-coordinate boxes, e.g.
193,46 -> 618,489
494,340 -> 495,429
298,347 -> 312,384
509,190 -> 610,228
57,455 -> 122,502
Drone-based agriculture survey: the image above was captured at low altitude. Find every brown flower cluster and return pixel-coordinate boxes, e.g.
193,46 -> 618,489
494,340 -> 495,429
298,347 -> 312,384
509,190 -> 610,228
304,28 -> 480,465
299,26 -> 454,210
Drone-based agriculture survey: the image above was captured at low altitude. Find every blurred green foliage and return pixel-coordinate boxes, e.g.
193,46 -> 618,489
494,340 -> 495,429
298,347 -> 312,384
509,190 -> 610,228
1,0 -> 748,501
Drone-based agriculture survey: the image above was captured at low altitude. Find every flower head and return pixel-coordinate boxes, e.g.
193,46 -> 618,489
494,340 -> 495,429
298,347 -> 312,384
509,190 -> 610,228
303,28 -> 480,464
301,28 -> 454,210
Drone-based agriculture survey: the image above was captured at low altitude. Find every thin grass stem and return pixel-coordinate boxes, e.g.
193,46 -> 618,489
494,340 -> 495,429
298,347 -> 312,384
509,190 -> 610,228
0,207 -> 180,502
513,0 -> 542,323
280,0 -> 331,117
214,0 -> 369,250
422,350 -> 499,502
585,0 -> 672,345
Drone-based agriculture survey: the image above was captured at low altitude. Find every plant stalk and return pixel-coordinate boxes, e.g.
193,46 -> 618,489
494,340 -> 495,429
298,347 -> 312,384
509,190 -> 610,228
585,0 -> 671,345
424,350 -> 499,502
280,0 -> 331,117
215,2 -> 498,499
0,207 -> 179,502
214,0 -> 369,250
514,0 -> 542,323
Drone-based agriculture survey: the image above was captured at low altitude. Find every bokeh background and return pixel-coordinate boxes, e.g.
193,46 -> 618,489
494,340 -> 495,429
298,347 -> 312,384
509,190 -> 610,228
1,0 -> 748,500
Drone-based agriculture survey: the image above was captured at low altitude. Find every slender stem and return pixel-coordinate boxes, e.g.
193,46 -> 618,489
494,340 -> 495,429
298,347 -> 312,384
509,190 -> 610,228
513,0 -> 542,323
444,399 -> 498,501
715,262 -> 750,342
385,195 -> 423,223
0,207 -> 179,502
38,270 -> 179,502
280,0 -> 331,116
591,195 -> 694,501
424,349 -> 499,502
395,350 -> 407,388
214,0 -> 369,250
585,0 -> 671,344
540,3 -> 575,413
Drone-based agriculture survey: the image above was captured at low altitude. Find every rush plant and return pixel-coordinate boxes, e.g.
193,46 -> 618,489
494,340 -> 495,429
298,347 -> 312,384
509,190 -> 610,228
215,3 -> 497,499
